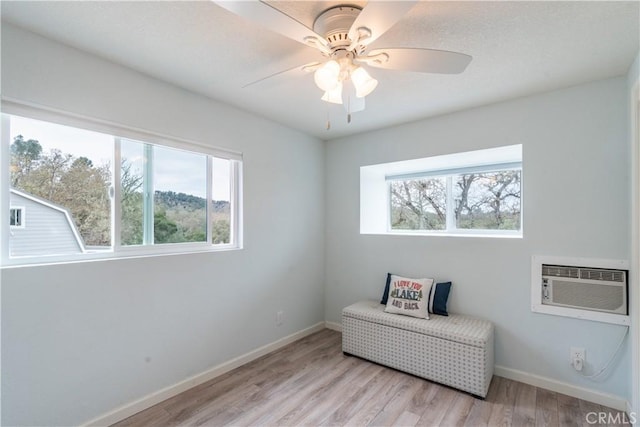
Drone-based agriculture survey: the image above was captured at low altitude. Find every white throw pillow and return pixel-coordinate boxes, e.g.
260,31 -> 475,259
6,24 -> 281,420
384,275 -> 434,319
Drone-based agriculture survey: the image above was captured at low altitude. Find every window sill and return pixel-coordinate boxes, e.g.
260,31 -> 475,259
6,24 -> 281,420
362,231 -> 523,239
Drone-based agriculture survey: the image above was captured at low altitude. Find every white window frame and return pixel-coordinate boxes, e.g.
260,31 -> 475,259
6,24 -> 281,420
9,206 -> 25,228
387,163 -> 522,236
0,101 -> 243,267
361,144 -> 523,238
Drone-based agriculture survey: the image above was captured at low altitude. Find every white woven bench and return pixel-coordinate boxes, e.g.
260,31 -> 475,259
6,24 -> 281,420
342,300 -> 494,398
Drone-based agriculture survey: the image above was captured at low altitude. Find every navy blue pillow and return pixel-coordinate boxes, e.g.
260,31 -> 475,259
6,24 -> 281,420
428,281 -> 452,316
381,273 -> 451,316
380,273 -> 394,305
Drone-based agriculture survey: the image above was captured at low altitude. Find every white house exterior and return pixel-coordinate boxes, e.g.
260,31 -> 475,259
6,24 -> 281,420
9,189 -> 85,257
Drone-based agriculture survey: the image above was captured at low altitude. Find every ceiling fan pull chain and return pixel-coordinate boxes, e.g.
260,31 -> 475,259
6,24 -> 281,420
326,104 -> 331,130
347,96 -> 352,124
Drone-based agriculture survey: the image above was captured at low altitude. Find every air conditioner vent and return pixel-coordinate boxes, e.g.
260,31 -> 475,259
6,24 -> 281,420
579,268 -> 625,283
551,280 -> 625,311
540,262 -> 628,315
542,265 -> 579,278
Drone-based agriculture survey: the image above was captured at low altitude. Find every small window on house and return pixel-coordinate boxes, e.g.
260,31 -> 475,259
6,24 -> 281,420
9,207 -> 24,227
361,145 -> 522,237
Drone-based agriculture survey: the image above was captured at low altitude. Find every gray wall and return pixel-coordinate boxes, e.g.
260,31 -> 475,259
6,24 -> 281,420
325,77 -> 631,400
1,24 -> 325,426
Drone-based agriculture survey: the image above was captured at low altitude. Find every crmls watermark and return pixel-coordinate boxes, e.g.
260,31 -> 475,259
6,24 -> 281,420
585,411 -> 636,425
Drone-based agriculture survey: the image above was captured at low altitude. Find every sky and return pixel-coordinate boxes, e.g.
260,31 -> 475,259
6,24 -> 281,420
10,115 -> 231,200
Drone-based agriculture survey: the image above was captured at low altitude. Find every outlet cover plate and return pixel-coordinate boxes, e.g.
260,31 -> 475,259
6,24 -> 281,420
570,347 -> 585,362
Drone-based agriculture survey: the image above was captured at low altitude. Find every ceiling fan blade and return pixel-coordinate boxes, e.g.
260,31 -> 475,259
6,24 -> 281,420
243,62 -> 321,88
348,1 -> 417,47
363,48 -> 472,74
213,1 -> 329,53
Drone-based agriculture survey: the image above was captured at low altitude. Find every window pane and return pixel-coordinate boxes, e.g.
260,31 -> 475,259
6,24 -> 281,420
454,170 -> 521,230
390,178 -> 446,230
8,115 -> 112,257
211,157 -> 231,244
153,146 -> 207,244
9,208 -> 22,226
120,139 -> 144,245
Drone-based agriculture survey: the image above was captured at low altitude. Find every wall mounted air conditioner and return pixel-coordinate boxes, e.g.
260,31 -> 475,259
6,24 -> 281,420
531,256 -> 630,326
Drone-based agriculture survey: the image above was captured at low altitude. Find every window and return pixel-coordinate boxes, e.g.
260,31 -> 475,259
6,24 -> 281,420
389,167 -> 521,233
119,142 -> 233,246
361,145 -> 522,237
9,207 -> 24,227
390,177 -> 446,230
119,140 -> 209,245
2,110 -> 242,265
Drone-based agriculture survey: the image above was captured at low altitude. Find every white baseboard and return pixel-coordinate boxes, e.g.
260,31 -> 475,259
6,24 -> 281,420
80,326 -> 630,426
495,365 -> 628,411
320,327 -> 628,411
82,322 -> 326,427
325,321 -> 342,332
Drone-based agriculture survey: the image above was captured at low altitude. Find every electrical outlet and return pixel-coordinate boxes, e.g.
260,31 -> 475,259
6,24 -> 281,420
276,310 -> 284,326
570,347 -> 585,363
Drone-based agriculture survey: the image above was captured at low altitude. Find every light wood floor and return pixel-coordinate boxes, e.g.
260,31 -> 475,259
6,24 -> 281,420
113,329 -> 630,427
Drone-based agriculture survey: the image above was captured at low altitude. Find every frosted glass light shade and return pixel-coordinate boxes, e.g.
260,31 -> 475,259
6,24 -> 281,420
351,66 -> 378,98
314,60 -> 340,92
321,82 -> 343,104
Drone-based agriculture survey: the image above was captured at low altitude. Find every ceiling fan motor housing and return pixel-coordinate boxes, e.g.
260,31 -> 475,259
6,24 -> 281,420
313,6 -> 361,51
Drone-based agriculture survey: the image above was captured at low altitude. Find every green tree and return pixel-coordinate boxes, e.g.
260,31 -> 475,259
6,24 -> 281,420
154,209 -> 178,243
120,159 -> 144,245
10,135 -> 42,186
211,219 -> 230,244
59,157 -> 111,246
25,149 -> 73,200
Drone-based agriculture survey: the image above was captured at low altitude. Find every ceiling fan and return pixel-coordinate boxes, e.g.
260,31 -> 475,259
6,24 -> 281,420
213,1 -> 472,125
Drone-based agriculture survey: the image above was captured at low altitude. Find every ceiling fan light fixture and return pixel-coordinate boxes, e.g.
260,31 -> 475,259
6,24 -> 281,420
351,66 -> 378,98
314,60 -> 340,91
321,82 -> 343,104
214,0 -> 473,129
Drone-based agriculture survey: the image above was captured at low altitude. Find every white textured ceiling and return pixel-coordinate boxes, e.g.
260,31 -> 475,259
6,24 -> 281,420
2,1 -> 639,140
